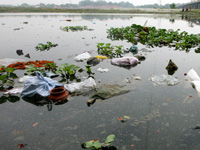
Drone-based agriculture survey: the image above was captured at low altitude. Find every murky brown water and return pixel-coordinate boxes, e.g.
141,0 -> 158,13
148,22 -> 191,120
0,13 -> 200,150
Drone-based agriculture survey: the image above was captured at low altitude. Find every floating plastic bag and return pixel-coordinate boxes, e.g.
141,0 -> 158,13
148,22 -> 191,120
95,55 -> 108,60
4,87 -> 24,94
187,69 -> 200,93
21,71 -> 62,98
19,76 -> 31,83
64,77 -> 96,93
150,74 -> 179,86
187,69 -> 200,81
111,57 -> 139,66
74,52 -> 91,61
91,84 -> 129,99
97,68 -> 109,73
129,45 -> 138,52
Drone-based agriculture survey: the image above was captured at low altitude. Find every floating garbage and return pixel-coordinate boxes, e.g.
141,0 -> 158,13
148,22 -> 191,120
44,72 -> 59,78
19,76 -> 31,83
74,52 -> 91,61
187,69 -> 200,93
150,74 -> 180,86
64,77 -> 96,93
21,71 -> 62,98
24,53 -> 30,58
95,55 -> 108,60
129,45 -> 138,52
166,59 -> 178,75
91,84 -> 129,99
111,56 -> 139,66
49,86 -> 69,101
87,57 -> 100,66
97,68 -> 109,73
16,49 -> 24,56
4,87 -> 24,94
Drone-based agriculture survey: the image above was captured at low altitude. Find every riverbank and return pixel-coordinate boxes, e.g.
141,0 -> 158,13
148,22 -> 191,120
1,7 -> 200,14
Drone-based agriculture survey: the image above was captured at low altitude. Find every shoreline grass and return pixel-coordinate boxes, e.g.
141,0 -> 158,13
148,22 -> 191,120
1,7 -> 200,14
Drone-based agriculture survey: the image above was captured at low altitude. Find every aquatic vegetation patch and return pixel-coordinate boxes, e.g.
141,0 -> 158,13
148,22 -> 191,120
35,41 -> 58,51
60,26 -> 88,32
0,66 -> 18,88
97,43 -> 124,58
56,64 -> 82,78
107,24 -> 200,52
81,134 -> 116,150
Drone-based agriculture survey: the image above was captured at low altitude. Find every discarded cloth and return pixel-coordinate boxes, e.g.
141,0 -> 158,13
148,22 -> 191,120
97,68 -> 109,73
74,52 -> 91,61
87,57 -> 100,66
64,77 -> 96,93
21,71 -> 62,98
187,69 -> 200,93
91,84 -> 129,99
111,56 -> 139,66
150,74 -> 179,86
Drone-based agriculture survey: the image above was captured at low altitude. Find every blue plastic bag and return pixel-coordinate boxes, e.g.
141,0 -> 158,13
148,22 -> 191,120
21,71 -> 62,98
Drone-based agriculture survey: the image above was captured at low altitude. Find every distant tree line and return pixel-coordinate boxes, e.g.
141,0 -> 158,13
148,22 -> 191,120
0,0 -> 182,9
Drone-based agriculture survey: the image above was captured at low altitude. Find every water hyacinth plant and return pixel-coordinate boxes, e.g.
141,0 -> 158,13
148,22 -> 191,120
56,64 -> 82,78
0,66 -> 18,88
81,134 -> 116,150
107,24 -> 200,52
97,43 -> 124,58
35,41 -> 58,51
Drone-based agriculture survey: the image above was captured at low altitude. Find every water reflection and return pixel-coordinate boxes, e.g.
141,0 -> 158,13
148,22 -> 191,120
22,96 -> 68,111
0,95 -> 20,104
181,14 -> 200,27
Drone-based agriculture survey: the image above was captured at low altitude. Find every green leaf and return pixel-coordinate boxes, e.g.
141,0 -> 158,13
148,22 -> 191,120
84,141 -> 94,149
0,75 -> 7,81
92,141 -> 101,149
5,67 -> 15,73
9,73 -> 18,79
105,134 -> 115,146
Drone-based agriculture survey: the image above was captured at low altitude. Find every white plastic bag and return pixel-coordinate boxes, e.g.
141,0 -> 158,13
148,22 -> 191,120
150,74 -> 179,86
187,68 -> 200,81
111,56 -> 139,66
19,76 -> 31,83
187,68 -> 200,93
97,68 -> 109,73
64,77 -> 96,93
74,52 -> 91,61
21,71 -> 62,98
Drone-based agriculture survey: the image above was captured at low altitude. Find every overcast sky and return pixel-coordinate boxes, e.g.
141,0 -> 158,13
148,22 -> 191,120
0,0 -> 192,6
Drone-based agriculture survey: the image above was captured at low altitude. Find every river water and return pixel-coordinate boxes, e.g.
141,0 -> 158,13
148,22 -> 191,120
0,13 -> 200,150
